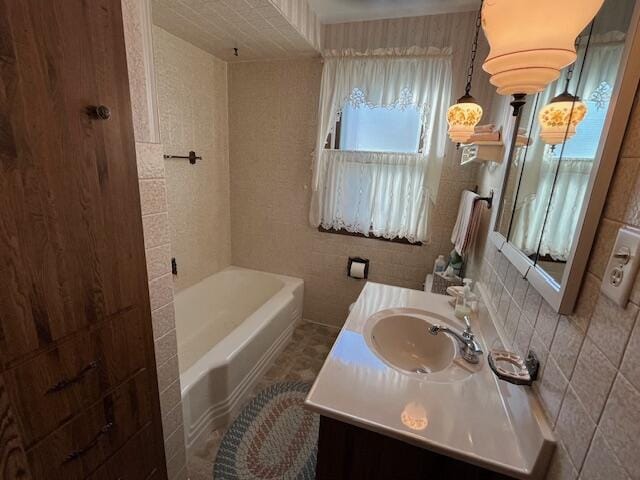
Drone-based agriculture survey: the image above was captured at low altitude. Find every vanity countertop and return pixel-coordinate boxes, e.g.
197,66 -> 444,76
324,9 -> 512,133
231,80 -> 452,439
305,282 -> 554,479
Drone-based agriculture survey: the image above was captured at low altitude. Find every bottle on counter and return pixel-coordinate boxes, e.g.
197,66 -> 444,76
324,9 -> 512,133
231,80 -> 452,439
455,278 -> 474,320
433,255 -> 447,274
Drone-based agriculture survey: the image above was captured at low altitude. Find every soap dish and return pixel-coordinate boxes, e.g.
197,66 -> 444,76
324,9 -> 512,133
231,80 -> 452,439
488,349 -> 539,386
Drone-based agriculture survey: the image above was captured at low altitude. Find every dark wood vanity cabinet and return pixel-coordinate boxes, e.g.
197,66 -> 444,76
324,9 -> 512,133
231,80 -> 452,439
316,416 -> 514,480
0,0 -> 166,478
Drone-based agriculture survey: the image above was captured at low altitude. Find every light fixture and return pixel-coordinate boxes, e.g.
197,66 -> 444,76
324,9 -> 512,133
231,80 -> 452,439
538,65 -> 587,145
447,4 -> 484,144
481,0 -> 604,96
539,26 -> 593,146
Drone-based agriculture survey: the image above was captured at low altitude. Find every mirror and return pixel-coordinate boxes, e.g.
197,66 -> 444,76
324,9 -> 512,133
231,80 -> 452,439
492,0 -> 640,312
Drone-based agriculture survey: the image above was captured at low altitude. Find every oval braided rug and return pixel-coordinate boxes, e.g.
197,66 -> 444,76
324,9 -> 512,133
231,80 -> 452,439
213,382 -> 319,480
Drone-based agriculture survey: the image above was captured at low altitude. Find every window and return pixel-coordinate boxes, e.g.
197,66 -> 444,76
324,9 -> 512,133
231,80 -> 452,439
338,104 -> 423,153
559,95 -> 610,159
310,49 -> 453,244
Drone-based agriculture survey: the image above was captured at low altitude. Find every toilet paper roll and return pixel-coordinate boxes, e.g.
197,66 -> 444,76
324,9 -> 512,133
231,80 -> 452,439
349,261 -> 366,279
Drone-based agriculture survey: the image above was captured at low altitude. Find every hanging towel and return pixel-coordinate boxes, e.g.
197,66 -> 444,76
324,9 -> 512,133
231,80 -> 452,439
451,190 -> 480,257
462,200 -> 484,256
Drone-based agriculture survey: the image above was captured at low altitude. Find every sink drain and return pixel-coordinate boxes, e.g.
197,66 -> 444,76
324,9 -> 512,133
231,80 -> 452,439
414,368 -> 430,374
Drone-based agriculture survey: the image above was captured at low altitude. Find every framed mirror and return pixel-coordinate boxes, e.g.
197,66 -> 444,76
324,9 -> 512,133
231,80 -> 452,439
490,0 -> 640,314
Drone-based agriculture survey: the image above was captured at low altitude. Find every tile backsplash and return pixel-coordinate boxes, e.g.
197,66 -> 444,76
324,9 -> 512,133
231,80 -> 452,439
474,90 -> 640,479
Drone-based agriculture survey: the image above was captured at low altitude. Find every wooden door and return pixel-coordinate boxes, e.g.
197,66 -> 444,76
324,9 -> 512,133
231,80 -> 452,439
0,0 -> 166,478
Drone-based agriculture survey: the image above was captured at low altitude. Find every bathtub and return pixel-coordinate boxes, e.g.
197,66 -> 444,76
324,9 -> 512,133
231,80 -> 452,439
174,266 -> 304,451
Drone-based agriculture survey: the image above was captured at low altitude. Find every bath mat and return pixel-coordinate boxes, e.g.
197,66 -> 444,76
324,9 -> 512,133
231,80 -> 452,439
213,382 -> 319,480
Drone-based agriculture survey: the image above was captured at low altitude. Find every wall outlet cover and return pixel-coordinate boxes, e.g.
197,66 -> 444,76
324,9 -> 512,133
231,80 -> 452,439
601,226 -> 640,307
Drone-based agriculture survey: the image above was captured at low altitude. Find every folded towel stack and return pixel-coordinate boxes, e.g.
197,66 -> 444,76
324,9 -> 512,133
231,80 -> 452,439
466,124 -> 501,143
475,124 -> 496,133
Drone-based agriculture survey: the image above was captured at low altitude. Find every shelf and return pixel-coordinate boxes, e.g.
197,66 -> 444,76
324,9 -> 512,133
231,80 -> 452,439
460,141 -> 505,165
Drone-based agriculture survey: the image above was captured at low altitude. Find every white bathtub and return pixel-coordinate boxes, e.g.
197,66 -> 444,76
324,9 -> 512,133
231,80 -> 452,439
174,266 -> 304,451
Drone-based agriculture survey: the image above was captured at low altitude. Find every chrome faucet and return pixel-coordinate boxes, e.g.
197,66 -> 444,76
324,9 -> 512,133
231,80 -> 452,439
429,316 -> 483,364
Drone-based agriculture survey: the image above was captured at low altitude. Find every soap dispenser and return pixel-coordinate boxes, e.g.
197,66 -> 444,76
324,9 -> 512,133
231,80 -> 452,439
455,278 -> 474,320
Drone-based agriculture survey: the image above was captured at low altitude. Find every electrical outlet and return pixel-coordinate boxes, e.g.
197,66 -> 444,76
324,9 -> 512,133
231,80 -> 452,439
600,226 -> 640,307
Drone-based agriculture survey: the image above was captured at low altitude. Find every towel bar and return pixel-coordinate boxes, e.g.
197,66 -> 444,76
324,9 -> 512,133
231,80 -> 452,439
473,189 -> 494,209
163,151 -> 201,165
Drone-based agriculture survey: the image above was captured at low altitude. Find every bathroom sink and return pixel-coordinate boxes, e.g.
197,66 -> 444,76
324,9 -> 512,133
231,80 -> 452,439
365,309 -> 457,375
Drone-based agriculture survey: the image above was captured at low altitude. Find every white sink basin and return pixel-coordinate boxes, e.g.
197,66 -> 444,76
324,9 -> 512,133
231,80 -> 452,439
364,308 -> 477,381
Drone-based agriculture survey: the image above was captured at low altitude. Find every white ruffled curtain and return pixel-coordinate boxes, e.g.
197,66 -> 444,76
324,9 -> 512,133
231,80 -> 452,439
319,150 -> 430,243
309,47 -> 453,242
510,34 -> 624,259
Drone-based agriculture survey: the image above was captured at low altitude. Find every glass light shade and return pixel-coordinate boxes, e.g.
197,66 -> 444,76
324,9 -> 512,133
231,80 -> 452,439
447,95 -> 483,144
538,93 -> 588,145
481,0 -> 604,95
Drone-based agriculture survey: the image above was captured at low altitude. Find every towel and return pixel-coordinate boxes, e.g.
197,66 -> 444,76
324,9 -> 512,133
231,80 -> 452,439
475,123 -> 496,133
462,200 -> 484,256
451,191 -> 478,256
468,131 -> 501,142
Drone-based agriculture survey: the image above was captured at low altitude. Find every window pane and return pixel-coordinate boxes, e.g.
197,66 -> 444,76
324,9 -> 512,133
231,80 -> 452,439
560,99 -> 609,159
340,104 -> 422,153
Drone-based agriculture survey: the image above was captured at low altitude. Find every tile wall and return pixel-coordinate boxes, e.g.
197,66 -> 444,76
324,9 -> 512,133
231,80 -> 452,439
474,90 -> 640,479
228,57 -> 479,327
121,1 -> 187,478
153,26 -> 232,292
227,10 -> 497,328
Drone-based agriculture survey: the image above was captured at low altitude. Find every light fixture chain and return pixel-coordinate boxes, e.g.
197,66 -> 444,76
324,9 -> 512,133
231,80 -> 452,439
465,1 -> 484,95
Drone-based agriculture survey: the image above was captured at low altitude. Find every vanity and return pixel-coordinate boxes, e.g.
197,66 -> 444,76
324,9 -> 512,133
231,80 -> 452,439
305,283 -> 554,480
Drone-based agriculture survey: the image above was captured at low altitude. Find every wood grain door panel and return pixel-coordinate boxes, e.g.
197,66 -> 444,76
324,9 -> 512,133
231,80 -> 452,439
0,377 -> 32,479
4,308 -> 148,447
85,424 -> 161,480
0,0 -> 166,477
27,371 -> 152,480
0,0 -> 148,363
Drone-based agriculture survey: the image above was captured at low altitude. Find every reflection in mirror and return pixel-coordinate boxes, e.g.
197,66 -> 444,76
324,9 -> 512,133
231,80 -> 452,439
505,0 -> 634,285
495,100 -> 536,239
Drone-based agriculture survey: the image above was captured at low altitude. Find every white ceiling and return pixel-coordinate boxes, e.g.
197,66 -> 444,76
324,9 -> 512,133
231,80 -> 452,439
308,0 -> 479,24
152,0 -> 318,62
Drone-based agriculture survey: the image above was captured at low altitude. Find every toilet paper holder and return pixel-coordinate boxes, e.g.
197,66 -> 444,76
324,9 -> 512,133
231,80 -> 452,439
347,257 -> 369,280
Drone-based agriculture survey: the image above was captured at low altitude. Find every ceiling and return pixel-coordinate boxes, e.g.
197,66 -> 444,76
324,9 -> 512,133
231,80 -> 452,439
307,0 -> 479,24
152,0 -> 318,62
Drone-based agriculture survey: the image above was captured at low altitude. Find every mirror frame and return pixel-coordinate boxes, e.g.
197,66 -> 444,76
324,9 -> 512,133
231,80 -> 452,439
488,3 -> 640,314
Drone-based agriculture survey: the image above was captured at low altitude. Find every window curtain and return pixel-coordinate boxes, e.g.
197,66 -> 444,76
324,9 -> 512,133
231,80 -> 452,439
319,150 -> 430,243
510,34 -> 624,259
309,46 -> 453,242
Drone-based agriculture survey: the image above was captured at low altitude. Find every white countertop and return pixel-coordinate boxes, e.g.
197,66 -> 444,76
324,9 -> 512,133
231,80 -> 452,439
305,282 -> 554,479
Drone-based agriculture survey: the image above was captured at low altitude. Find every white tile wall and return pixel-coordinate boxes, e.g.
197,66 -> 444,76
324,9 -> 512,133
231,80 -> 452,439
153,26 -> 232,292
123,2 -> 187,477
474,93 -> 640,479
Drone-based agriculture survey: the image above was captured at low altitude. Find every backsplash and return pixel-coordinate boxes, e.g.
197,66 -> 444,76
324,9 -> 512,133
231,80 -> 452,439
154,26 -> 232,292
474,90 -> 640,479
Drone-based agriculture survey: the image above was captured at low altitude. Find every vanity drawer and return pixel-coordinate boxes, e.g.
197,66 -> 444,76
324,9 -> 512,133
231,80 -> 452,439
85,423 -> 162,480
27,370 -> 152,480
4,308 -> 147,447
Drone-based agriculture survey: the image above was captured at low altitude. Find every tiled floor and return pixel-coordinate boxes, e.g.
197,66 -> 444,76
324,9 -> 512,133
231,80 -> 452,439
187,321 -> 340,480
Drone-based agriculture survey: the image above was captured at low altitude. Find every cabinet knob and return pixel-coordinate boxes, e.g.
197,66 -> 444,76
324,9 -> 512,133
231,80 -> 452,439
89,105 -> 111,120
